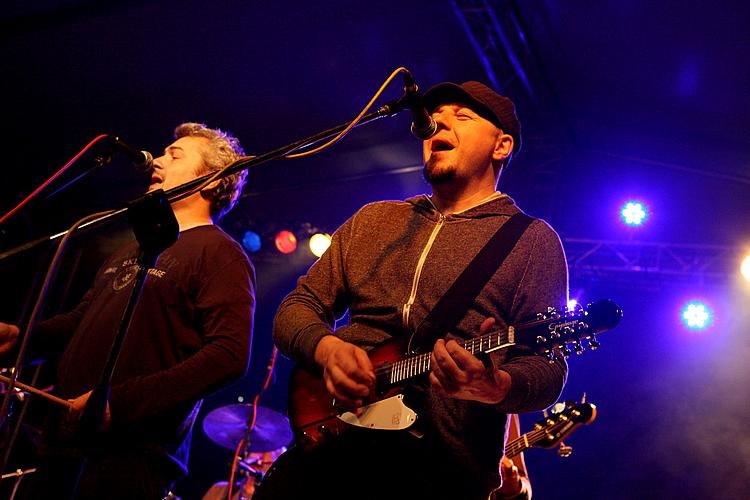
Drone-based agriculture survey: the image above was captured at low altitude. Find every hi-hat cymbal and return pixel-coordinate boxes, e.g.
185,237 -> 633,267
202,404 -> 293,452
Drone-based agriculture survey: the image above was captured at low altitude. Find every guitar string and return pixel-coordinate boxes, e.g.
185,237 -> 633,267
374,332 -> 512,383
504,410 -> 591,456
505,419 -> 572,456
373,312 -> 588,385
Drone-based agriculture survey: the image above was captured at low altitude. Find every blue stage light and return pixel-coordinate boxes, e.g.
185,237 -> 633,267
620,201 -> 648,226
681,301 -> 712,331
241,230 -> 262,253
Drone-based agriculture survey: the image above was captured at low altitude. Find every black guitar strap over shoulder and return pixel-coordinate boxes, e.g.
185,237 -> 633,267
410,212 -> 535,352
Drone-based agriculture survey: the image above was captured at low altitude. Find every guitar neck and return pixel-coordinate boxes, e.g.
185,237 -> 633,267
381,327 -> 516,388
379,299 -> 621,390
504,403 -> 595,457
504,426 -> 548,458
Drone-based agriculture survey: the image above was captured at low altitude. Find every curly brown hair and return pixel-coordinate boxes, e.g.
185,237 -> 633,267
174,122 -> 247,221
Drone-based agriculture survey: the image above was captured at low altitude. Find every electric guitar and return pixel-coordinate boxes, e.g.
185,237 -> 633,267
504,400 -> 597,458
288,299 -> 621,448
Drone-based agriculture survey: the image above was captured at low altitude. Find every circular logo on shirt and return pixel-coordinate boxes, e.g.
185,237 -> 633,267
112,264 -> 140,291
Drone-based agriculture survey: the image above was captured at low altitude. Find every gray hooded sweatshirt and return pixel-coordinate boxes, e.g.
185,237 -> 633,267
274,192 -> 568,497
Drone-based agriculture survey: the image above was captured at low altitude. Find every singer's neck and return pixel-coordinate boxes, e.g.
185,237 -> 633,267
172,193 -> 214,231
430,177 -> 499,215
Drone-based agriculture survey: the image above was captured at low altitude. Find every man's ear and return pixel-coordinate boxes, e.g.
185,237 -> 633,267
492,133 -> 513,163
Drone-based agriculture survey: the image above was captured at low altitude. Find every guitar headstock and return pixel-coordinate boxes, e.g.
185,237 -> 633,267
521,299 -> 622,361
530,400 -> 597,450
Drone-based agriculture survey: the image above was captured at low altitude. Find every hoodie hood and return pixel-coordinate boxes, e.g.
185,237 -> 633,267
406,193 -> 521,220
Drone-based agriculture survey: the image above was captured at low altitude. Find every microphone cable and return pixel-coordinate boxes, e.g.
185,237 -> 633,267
181,66 -> 414,203
227,346 -> 279,500
0,134 -> 110,225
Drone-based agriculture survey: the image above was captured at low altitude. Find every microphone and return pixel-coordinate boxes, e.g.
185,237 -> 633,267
402,71 -> 437,140
109,136 -> 154,172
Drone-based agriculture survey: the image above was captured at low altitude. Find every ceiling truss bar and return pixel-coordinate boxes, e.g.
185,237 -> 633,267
564,238 -> 743,288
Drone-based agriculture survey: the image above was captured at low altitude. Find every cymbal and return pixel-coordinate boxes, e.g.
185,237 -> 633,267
202,404 -> 293,452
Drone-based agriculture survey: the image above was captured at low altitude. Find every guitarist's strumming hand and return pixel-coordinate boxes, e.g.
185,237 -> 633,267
429,317 -> 512,404
314,335 -> 376,409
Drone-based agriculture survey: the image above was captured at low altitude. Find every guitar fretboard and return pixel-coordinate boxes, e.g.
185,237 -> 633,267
371,302 -> 609,389
379,327 -> 516,386
505,424 -> 558,457
504,404 -> 593,457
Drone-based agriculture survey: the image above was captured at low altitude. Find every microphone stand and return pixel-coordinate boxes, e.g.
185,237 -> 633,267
0,93 -> 413,497
0,98 -> 408,263
70,189 -> 179,499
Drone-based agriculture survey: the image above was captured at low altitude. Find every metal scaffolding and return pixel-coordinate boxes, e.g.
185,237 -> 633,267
451,0 -> 571,221
451,0 -> 538,100
564,238 -> 742,289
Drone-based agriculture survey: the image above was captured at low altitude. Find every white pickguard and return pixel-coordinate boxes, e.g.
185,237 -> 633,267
337,394 -> 417,430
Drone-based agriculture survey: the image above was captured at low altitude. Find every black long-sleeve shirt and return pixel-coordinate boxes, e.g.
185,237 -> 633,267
34,225 -> 255,475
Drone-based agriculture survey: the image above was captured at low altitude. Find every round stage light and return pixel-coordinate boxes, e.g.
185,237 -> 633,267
741,255 -> 750,283
309,233 -> 332,258
274,230 -> 297,254
680,301 -> 712,331
620,201 -> 648,226
241,230 -> 262,253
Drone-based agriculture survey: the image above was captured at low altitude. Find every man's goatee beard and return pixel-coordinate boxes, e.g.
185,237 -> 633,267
422,158 -> 455,185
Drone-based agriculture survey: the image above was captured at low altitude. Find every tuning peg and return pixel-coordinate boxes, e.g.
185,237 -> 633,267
588,335 -> 600,350
550,402 -> 566,414
536,335 -> 547,345
573,341 -> 585,355
560,346 -> 572,359
557,442 -> 573,458
546,351 -> 557,364
560,326 -> 575,339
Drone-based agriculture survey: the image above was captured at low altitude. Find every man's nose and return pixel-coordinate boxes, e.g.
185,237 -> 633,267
432,112 -> 451,130
151,156 -> 166,169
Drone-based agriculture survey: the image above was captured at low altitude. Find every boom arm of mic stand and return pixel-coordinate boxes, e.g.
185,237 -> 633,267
0,103 -> 406,261
164,104 -> 401,204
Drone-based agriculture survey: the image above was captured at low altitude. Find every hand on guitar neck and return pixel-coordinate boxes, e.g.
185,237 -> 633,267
429,317 -> 512,404
314,316 -> 511,409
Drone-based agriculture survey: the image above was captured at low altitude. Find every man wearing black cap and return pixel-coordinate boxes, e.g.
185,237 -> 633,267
257,81 -> 567,500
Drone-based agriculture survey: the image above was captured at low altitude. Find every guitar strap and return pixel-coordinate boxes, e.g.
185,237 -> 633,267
410,212 -> 535,352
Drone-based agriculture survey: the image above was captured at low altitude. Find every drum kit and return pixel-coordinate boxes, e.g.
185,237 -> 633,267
201,404 -> 293,500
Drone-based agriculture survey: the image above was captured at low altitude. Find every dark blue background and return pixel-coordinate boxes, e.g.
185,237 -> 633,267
1,1 -> 748,498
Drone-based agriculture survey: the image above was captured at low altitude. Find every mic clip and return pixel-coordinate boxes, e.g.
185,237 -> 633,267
400,71 -> 438,140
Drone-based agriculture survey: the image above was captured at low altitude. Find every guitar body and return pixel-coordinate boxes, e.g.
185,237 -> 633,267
288,337 -> 415,448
